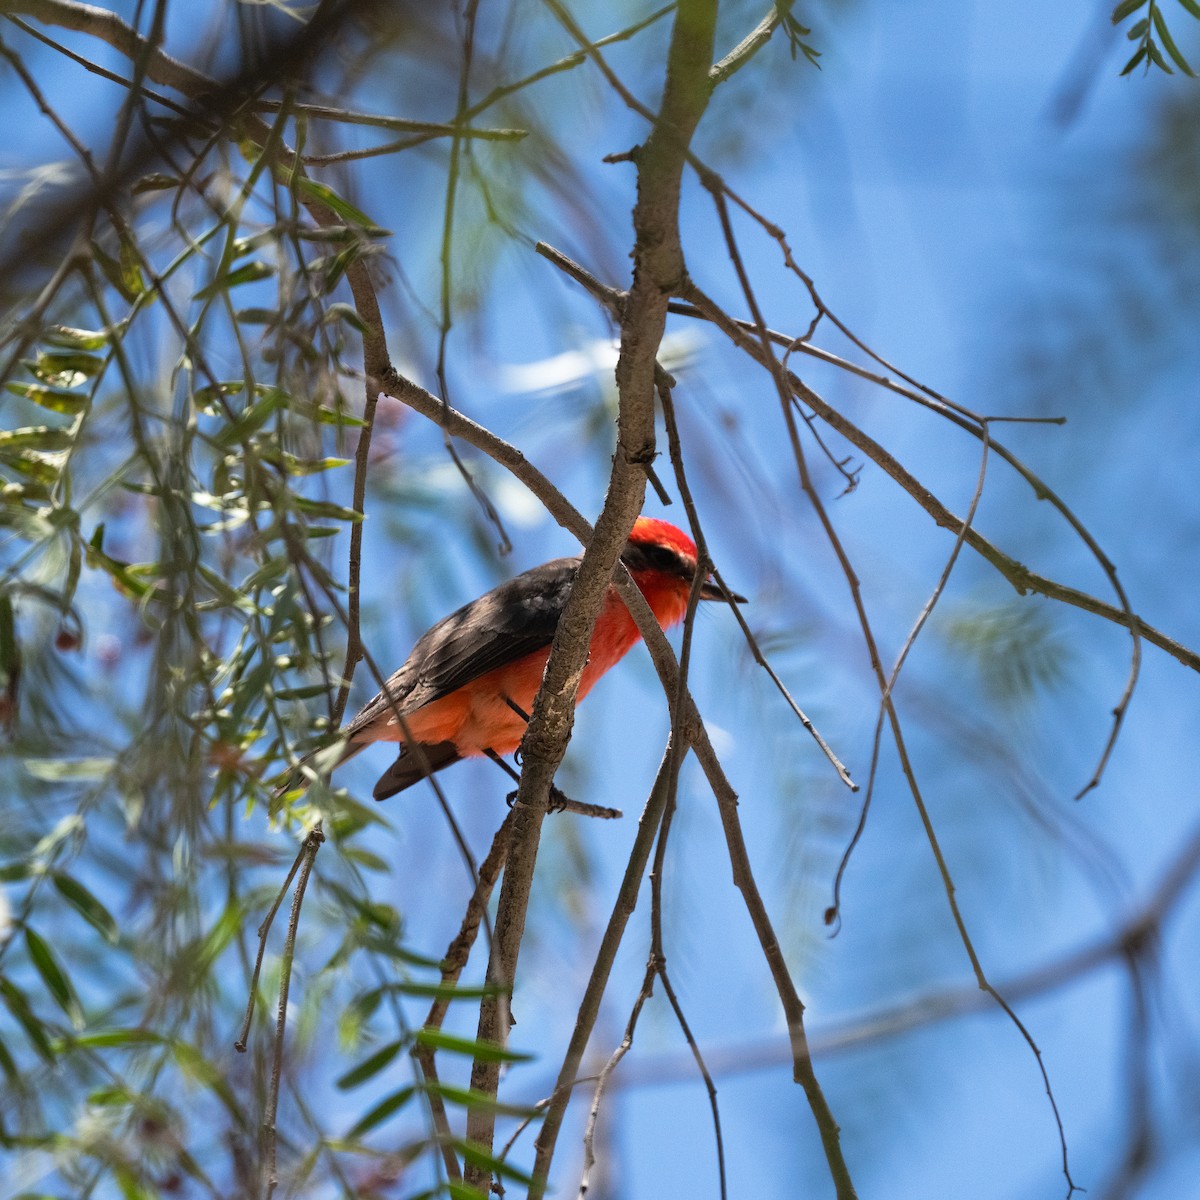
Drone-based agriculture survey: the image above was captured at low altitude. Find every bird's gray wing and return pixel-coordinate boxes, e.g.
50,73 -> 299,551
343,557 -> 579,739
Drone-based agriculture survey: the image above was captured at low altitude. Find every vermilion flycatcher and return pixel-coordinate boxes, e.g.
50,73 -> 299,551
287,517 -> 740,800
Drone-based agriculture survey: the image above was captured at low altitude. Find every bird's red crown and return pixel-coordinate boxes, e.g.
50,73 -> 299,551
628,516 -> 698,564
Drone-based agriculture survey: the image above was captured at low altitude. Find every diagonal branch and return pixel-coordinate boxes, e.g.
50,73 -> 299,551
465,3 -> 723,1192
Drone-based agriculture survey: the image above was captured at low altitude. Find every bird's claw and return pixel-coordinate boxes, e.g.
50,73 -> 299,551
504,785 -> 569,814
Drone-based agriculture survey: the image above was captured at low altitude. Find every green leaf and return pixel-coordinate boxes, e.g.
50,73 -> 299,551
194,904 -> 241,970
85,526 -> 152,599
277,453 -> 351,477
6,382 -> 88,415
1145,35 -> 1173,69
414,1028 -> 533,1064
295,178 -> 384,231
212,387 -> 287,447
0,1032 -> 16,1080
194,380 -> 245,415
323,303 -> 369,334
234,307 -> 280,325
1112,0 -> 1149,21
290,495 -> 362,522
43,325 -> 110,350
389,980 -> 507,1001
1121,42 -> 1150,72
1127,15 -> 1151,37
340,846 -> 389,872
1177,0 -> 1200,19
24,757 -> 114,781
0,978 -> 56,1062
93,241 -> 145,303
426,1082 -> 541,1118
132,172 -> 179,194
1153,4 -> 1196,72
336,1038 -> 406,1089
345,1086 -> 417,1138
27,350 -> 105,381
68,1028 -> 162,1049
452,1139 -> 538,1187
52,873 -> 119,943
24,926 -> 80,1022
315,407 -> 366,427
447,1184 -> 492,1200
194,261 -> 276,301
0,427 -> 74,453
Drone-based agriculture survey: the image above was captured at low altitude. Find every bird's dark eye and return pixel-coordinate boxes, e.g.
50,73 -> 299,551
623,541 -> 694,579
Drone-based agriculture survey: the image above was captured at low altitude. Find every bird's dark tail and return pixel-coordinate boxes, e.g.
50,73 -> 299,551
372,741 -> 462,801
272,738 -> 365,802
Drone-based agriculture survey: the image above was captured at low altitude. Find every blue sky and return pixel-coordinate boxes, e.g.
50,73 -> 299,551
4,1 -> 1200,1197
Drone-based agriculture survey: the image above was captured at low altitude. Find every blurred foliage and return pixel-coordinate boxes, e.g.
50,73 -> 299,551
1112,0 -> 1200,76
942,602 -> 1073,705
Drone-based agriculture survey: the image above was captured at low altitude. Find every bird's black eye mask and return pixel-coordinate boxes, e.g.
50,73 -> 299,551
620,540 -> 696,581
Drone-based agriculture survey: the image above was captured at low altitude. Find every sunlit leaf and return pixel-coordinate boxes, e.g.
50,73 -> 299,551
194,260 -> 276,301
6,382 -> 89,414
295,177 -> 385,232
43,325 -> 110,350
290,495 -> 362,521
0,427 -> 74,453
23,757 -> 114,781
277,453 -> 351,476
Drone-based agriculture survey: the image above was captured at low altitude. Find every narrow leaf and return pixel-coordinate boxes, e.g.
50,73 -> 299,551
1152,5 -> 1196,72
23,757 -> 114,781
0,427 -> 74,452
1112,0 -> 1149,20
346,1086 -> 416,1137
44,325 -> 109,350
194,261 -> 276,301
1121,43 -> 1150,71
69,1028 -> 162,1048
427,1082 -> 541,1118
1146,36 -> 1174,70
24,926 -> 79,1020
295,178 -> 381,230
0,978 -> 55,1062
6,382 -> 88,415
53,873 -> 119,943
452,1139 -> 538,1187
415,1028 -> 533,1063
336,1039 -> 406,1090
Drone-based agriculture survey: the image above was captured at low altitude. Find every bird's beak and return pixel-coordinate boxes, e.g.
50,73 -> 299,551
699,578 -> 747,604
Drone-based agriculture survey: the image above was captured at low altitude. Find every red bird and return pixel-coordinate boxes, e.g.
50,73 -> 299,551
292,517 -> 740,801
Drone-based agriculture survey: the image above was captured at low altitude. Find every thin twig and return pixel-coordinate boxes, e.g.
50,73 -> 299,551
413,811 -> 517,1184
234,837 -> 309,1053
262,824 -> 324,1200
827,422 -> 992,928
